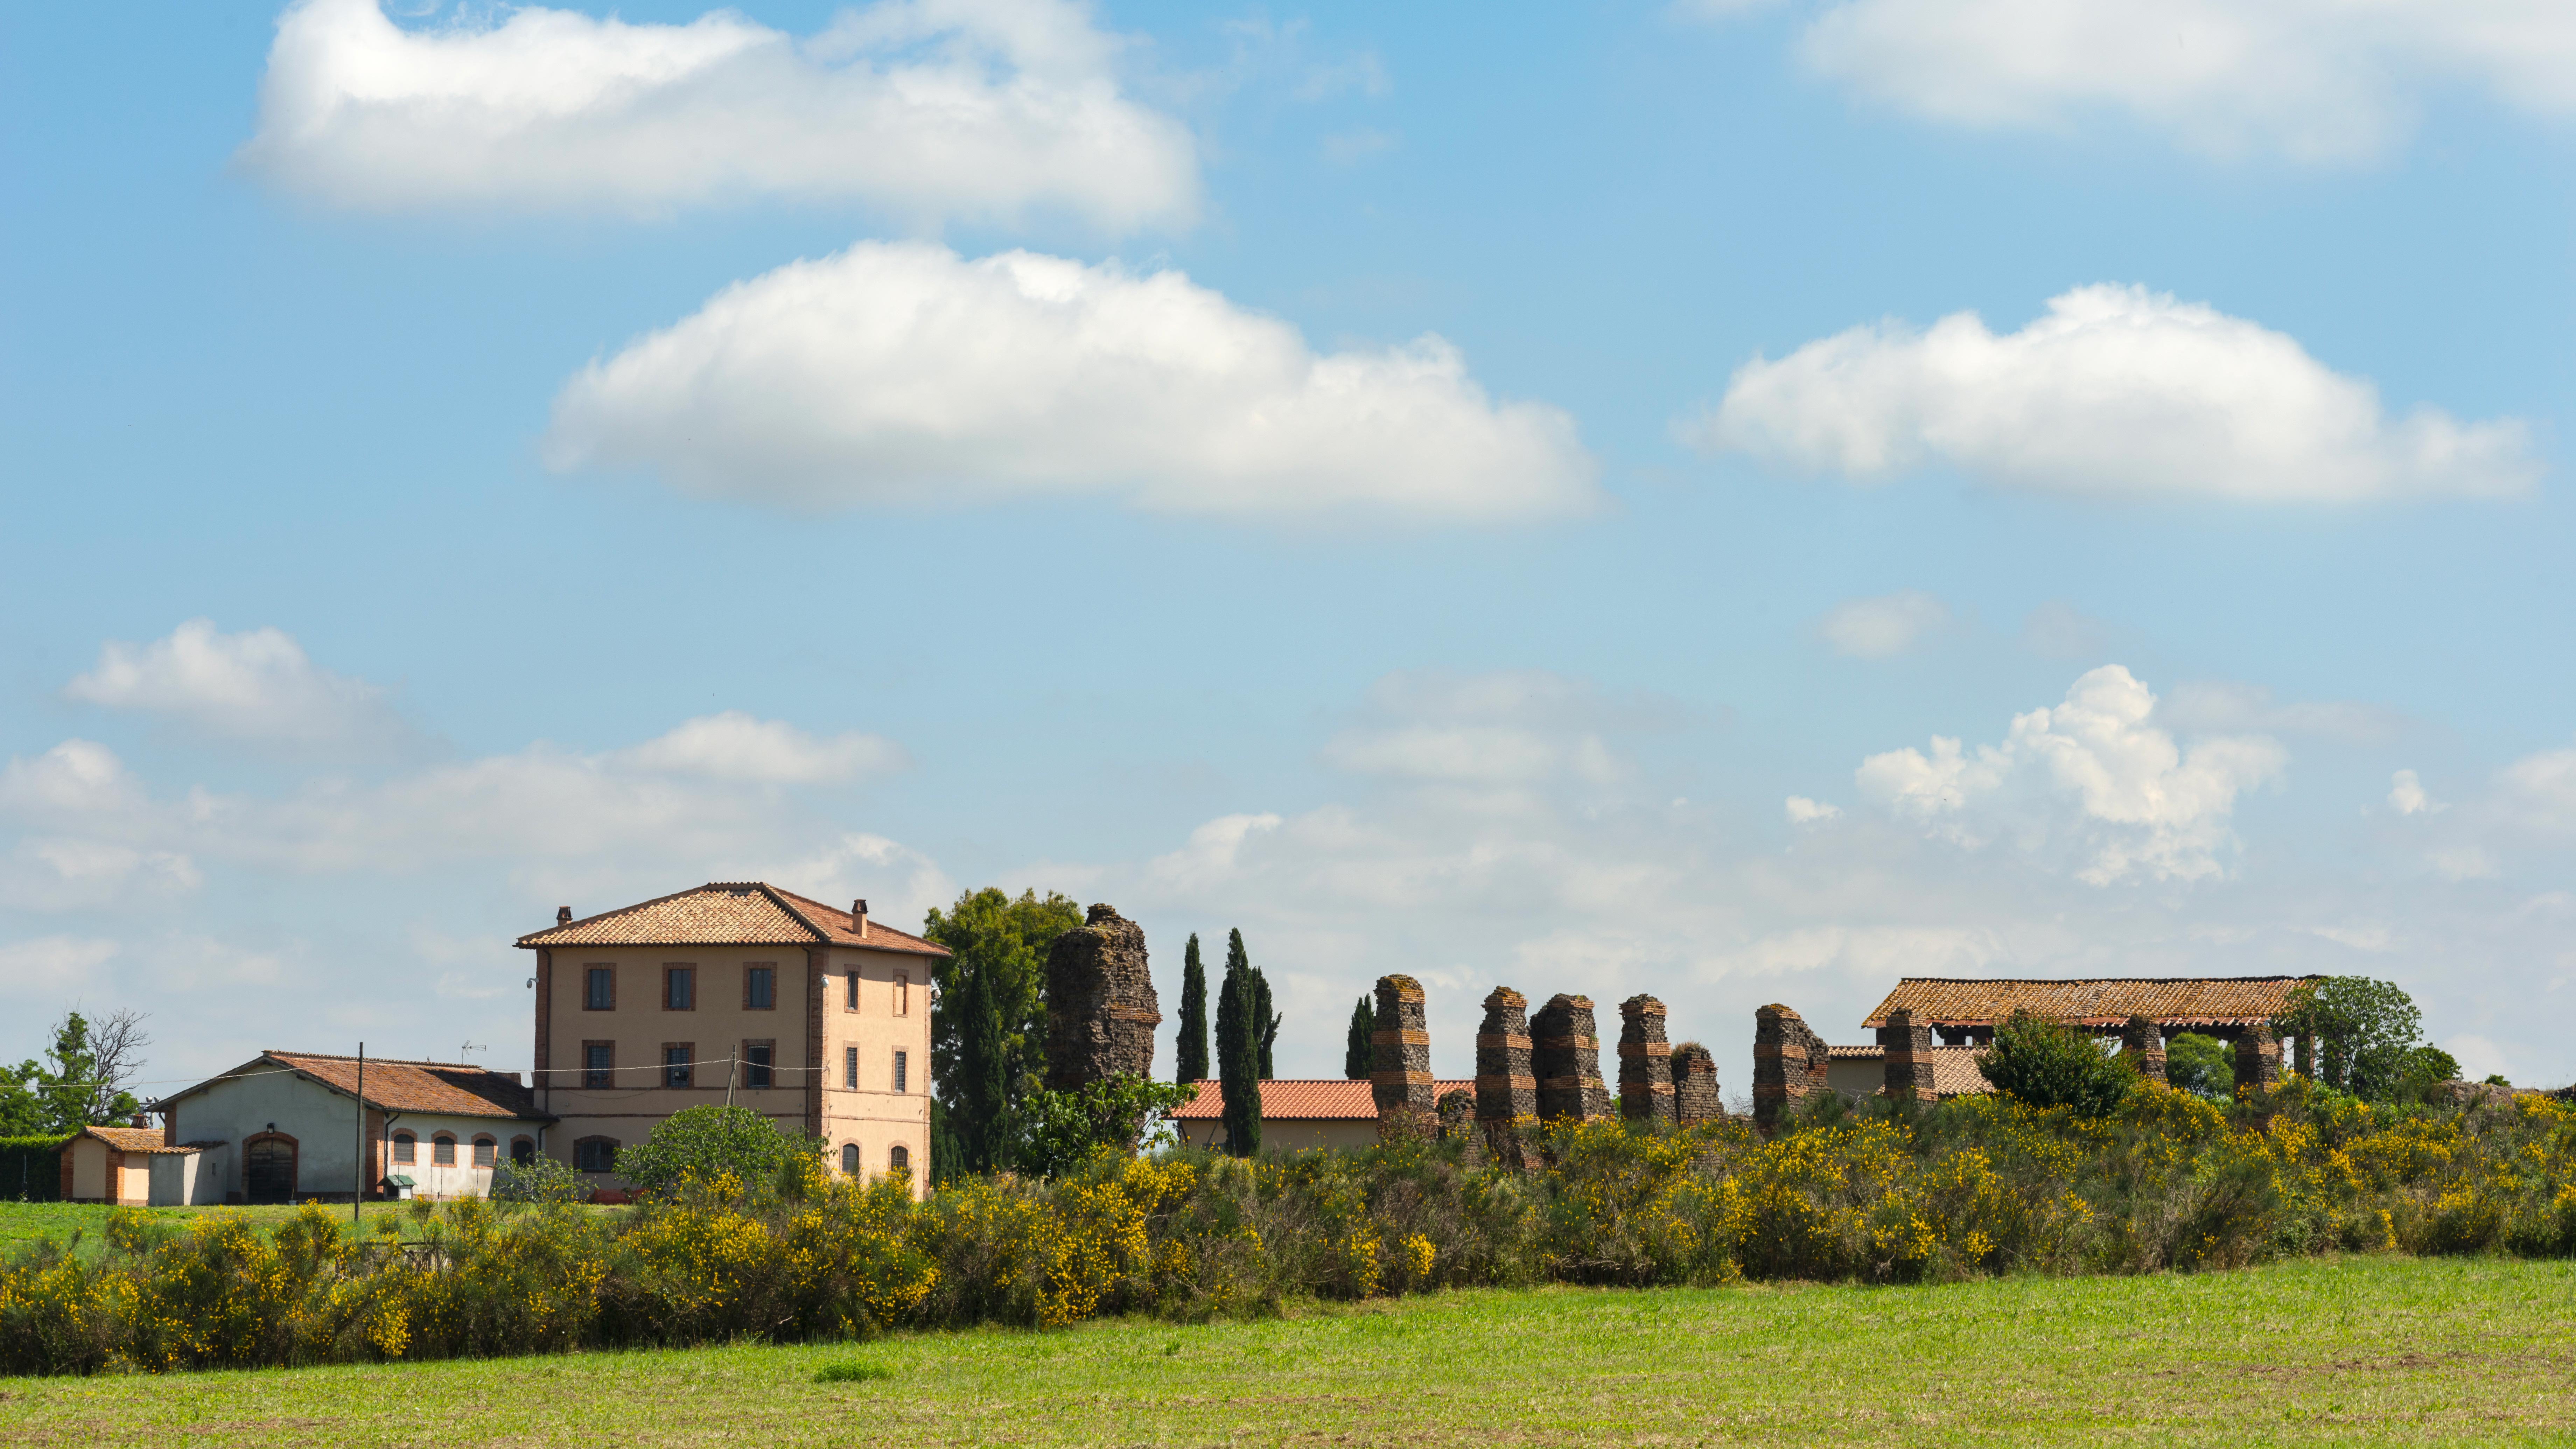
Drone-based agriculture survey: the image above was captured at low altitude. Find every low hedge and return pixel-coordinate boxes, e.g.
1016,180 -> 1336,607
0,1136 -> 70,1203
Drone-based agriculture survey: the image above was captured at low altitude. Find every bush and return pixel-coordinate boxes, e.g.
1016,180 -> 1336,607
0,1135 -> 71,1203
1014,1075 -> 1197,1180
489,1156 -> 588,1205
613,1106 -> 823,1202
1975,1011 -> 2136,1117
2163,1034 -> 2233,1100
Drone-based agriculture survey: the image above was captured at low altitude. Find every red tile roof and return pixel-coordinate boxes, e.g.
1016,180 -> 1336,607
1169,1079 -> 1475,1122
1823,1044 -> 1993,1096
1861,977 -> 2316,1030
75,1126 -> 188,1154
154,1052 -> 550,1122
514,882 -> 949,957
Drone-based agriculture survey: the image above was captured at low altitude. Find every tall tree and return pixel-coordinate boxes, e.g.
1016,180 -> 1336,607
1344,996 -> 1375,1080
1,1010 -> 150,1135
923,887 -> 1084,1155
1215,943 -> 1261,1157
1175,933 -> 1209,1083
1251,968 -> 1280,1079
950,948 -> 1012,1173
2280,977 -> 2427,1099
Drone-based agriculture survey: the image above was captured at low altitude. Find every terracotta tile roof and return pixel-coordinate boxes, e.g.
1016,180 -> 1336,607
76,1126 -> 187,1154
514,882 -> 949,957
154,1052 -> 551,1122
1169,1079 -> 1475,1122
1824,1045 -> 1993,1097
1861,977 -> 2317,1030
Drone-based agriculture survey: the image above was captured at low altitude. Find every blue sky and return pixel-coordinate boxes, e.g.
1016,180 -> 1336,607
5,0 -> 2575,1093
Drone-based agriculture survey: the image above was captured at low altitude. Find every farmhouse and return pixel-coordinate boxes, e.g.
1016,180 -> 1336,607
1170,1078 -> 1472,1152
516,882 -> 947,1196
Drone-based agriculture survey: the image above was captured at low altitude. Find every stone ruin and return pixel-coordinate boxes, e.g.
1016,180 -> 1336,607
1753,1003 -> 1829,1136
1670,1043 -> 1722,1125
2233,1021 -> 2282,1096
1876,1007 -> 1937,1103
1474,987 -> 1537,1125
1532,994 -> 1612,1121
1617,995 -> 1675,1124
2120,1014 -> 2168,1087
1371,974 -> 1435,1140
1436,1088 -> 1483,1166
1042,903 -> 1161,1092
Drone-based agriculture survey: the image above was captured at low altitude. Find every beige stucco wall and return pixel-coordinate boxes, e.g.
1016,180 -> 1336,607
173,1070 -> 537,1201
1825,1058 -> 1882,1099
68,1138 -> 106,1201
540,943 -> 931,1196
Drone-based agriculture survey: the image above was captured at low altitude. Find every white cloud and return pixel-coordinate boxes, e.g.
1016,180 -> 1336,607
545,241 -> 1598,522
65,620 -> 405,749
2158,681 -> 2403,744
1682,284 -> 2537,503
1784,796 -> 1841,824
1681,0 -> 2576,163
2498,745 -> 2576,832
617,711 -> 908,784
1816,589 -> 1950,658
2388,768 -> 2440,816
2429,846 -> 2499,881
240,0 -> 1198,230
1853,664 -> 2284,883
0,936 -> 121,1000
0,741 -> 147,819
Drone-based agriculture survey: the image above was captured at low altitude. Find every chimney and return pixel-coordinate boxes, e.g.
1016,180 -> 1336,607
556,906 -> 571,926
852,898 -> 868,940
131,1113 -> 148,1129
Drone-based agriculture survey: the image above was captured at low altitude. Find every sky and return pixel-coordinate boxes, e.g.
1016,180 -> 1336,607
5,0 -> 2575,1097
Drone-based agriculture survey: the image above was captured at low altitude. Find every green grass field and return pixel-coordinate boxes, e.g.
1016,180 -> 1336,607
1,1255 -> 2569,1446
0,1202 -> 418,1256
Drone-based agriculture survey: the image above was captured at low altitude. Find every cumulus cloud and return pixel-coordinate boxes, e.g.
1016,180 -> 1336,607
2497,745 -> 2576,833
1853,665 -> 2285,883
1784,796 -> 1841,824
1682,284 -> 2537,503
545,242 -> 1597,522
239,0 -> 1198,229
65,620 -> 405,749
2157,681 -> 2404,743
616,711 -> 908,784
1816,589 -> 1951,658
0,936 -> 121,1001
1679,0 -> 2576,163
2388,769 -> 2440,816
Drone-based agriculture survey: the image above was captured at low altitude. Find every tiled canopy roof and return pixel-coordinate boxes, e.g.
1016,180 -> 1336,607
1825,1044 -> 1994,1097
514,882 -> 950,958
1170,1079 -> 1477,1122
1861,976 -> 2317,1030
154,1052 -> 550,1122
76,1125 -> 189,1154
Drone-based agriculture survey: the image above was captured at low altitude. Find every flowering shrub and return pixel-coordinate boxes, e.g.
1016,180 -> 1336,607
3,1083 -> 2570,1376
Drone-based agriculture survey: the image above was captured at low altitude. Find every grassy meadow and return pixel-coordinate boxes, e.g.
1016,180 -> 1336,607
1,1254 -> 2569,1447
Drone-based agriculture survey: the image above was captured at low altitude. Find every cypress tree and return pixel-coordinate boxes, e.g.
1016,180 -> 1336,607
1175,933 -> 1209,1083
1215,943 -> 1261,1157
1344,995 -> 1375,1079
1251,967 -> 1280,1079
954,959 -> 1011,1172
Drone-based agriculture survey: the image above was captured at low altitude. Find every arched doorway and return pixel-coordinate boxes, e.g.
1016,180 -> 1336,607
245,1134 -> 297,1204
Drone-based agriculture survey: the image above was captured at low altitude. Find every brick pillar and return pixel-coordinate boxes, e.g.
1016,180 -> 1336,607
2233,1022 -> 2282,1096
2120,1014 -> 2168,1087
1670,1043 -> 1721,1124
1617,995 -> 1675,1123
1371,974 -> 1434,1139
1877,1008 -> 1937,1102
1532,994 -> 1610,1121
1474,987 -> 1536,1126
1436,1088 -> 1482,1166
1753,1004 -> 1828,1136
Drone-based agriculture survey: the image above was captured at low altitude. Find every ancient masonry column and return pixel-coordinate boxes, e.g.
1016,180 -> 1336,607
2232,1022 -> 2283,1097
1532,994 -> 1611,1121
1752,1004 -> 1829,1136
1617,995 -> 1675,1123
1371,975 -> 1435,1140
1877,1008 -> 1937,1103
1670,1044 -> 1721,1124
2119,1015 -> 2169,1087
1042,904 -> 1161,1092
1474,988 -> 1537,1127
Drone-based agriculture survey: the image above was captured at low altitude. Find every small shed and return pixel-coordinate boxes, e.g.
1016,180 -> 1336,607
1169,1079 -> 1473,1152
61,1124 -> 227,1206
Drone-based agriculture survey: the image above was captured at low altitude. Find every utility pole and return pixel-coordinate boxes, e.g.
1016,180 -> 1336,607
725,1052 -> 738,1108
354,1043 -> 365,1225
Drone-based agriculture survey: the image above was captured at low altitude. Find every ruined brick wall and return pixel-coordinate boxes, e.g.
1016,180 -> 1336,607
2233,1021 -> 2282,1096
1372,974 -> 1434,1139
1752,1004 -> 1828,1135
2120,1014 -> 2169,1087
1670,1043 -> 1721,1124
1877,1008 -> 1936,1102
1042,903 -> 1161,1092
1532,994 -> 1611,1121
1436,1088 -> 1483,1166
1617,995 -> 1675,1123
1475,987 -> 1536,1125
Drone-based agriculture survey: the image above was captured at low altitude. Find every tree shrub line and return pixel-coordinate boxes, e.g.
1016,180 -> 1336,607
4,1078 -> 2571,1376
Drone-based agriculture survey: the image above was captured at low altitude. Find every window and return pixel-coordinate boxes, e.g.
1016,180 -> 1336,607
665,966 -> 694,1011
584,966 -> 614,1010
894,1049 -> 909,1094
744,965 -> 775,1010
510,1137 -> 535,1166
432,1134 -> 456,1166
744,1042 -> 774,1090
845,971 -> 859,1011
890,1144 -> 910,1174
841,1143 -> 860,1176
574,1136 -> 618,1173
584,1042 -> 614,1088
472,1136 -> 496,1168
895,972 -> 909,1016
664,1043 -> 693,1089
845,1045 -> 858,1090
392,1132 -> 415,1164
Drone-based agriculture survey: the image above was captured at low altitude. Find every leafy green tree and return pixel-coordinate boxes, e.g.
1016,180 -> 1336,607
489,1155 -> 588,1204
2280,977 -> 2425,1100
923,887 -> 1084,1158
0,1011 -> 149,1135
2398,1044 -> 2462,1102
614,1105 -> 822,1200
1013,1076 -> 1196,1178
1974,1011 -> 2136,1118
1344,995 -> 1375,1080
2162,1032 -> 2234,1100
1175,933 -> 1209,1083
1215,942 -> 1262,1157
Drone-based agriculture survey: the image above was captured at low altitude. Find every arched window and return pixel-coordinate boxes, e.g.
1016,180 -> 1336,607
432,1134 -> 457,1166
840,1143 -> 860,1176
573,1136 -> 619,1173
392,1131 -> 416,1164
472,1136 -> 496,1168
889,1144 -> 910,1174
510,1136 -> 536,1166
